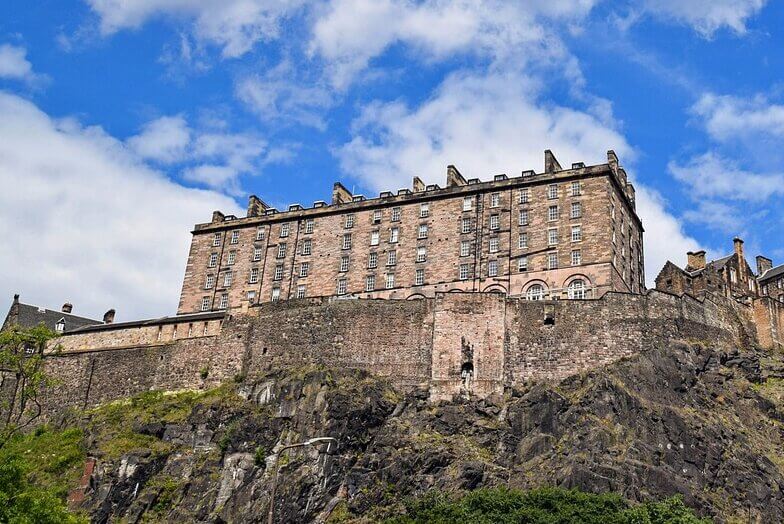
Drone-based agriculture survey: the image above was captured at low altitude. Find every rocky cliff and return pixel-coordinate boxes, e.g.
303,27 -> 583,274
44,340 -> 784,522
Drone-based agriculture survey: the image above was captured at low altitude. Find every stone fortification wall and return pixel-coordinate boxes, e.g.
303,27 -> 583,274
13,290 -> 761,421
754,297 -> 784,350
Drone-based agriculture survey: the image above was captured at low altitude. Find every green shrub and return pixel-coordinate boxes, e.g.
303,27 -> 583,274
386,487 -> 711,524
254,445 -> 267,467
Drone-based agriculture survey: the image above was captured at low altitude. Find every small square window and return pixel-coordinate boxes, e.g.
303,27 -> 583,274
490,214 -> 499,230
489,237 -> 499,253
488,260 -> 498,277
415,268 -> 425,286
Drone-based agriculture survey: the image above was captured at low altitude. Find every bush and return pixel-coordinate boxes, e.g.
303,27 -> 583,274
386,487 -> 710,524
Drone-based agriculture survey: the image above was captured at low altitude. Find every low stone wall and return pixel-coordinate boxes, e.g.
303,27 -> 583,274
5,289 -> 763,421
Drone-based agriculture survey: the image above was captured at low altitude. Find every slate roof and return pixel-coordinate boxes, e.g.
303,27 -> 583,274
4,299 -> 101,333
68,311 -> 226,334
760,264 -> 784,283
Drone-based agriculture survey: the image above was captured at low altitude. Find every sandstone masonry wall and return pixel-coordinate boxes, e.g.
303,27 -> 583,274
13,290 -> 762,422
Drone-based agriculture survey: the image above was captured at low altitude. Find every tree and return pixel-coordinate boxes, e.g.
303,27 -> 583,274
0,325 -> 60,450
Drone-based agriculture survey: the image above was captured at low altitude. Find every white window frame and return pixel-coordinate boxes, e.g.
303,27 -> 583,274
518,257 -> 528,272
201,297 -> 211,311
571,250 -> 582,266
370,230 -> 380,246
368,252 -> 378,269
571,225 -> 582,242
213,232 -> 222,247
390,228 -> 399,243
547,184 -> 558,200
489,237 -> 499,253
302,239 -> 312,256
568,279 -> 586,299
519,210 -> 529,226
488,260 -> 498,277
277,243 -> 286,258
548,228 -> 558,246
415,268 -> 425,286
570,181 -> 581,196
548,205 -> 559,222
420,203 -> 429,218
296,285 -> 306,299
271,288 -> 280,302
340,256 -> 350,272
460,240 -> 470,257
256,228 -> 265,241
274,265 -> 283,281
231,231 -> 240,244
385,273 -> 395,289
219,293 -> 229,309
227,251 -> 236,265
519,188 -> 529,204
391,207 -> 401,222
223,271 -> 233,287
571,201 -> 582,219
418,224 -> 428,239
463,196 -> 473,211
366,275 -> 376,292
205,274 -> 215,289
253,247 -> 263,261
345,214 -> 355,228
343,233 -> 352,250
249,267 -> 259,284
304,219 -> 314,234
416,246 -> 427,263
490,193 -> 500,208
337,279 -> 347,295
459,263 -> 470,280
208,253 -> 218,268
300,262 -> 309,277
490,214 -> 499,230
280,223 -> 289,238
373,210 -> 382,223
461,218 -> 471,234
387,250 -> 397,266
518,233 -> 528,249
526,285 -> 544,301
548,252 -> 558,269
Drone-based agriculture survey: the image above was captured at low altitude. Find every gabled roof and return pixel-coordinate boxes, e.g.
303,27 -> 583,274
760,264 -> 784,283
9,303 -> 101,333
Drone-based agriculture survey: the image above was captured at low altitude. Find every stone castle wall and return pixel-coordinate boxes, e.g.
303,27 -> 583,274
11,289 -> 761,421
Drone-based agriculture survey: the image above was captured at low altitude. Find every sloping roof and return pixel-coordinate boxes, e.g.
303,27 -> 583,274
9,303 -> 101,333
760,264 -> 784,283
67,311 -> 226,334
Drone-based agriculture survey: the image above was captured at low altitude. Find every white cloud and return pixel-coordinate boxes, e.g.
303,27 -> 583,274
692,92 -> 784,142
0,91 -> 241,320
669,152 -> 784,202
337,69 -> 696,286
84,0 -> 308,58
0,44 -> 38,82
640,0 -> 766,36
127,114 -> 191,163
310,0 -> 598,88
235,61 -> 333,129
126,114 -> 276,193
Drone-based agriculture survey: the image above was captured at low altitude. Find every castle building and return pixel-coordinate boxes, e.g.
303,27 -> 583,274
177,150 -> 645,314
655,238 -> 762,303
1,294 -> 102,334
758,256 -> 784,303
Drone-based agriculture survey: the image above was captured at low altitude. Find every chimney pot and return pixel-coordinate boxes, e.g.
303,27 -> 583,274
103,309 -> 116,324
62,303 -> 73,314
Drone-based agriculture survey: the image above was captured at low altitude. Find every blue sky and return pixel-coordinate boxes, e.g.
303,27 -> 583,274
1,0 -> 782,320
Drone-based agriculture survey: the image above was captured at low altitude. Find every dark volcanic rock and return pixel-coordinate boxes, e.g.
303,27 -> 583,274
71,344 -> 784,523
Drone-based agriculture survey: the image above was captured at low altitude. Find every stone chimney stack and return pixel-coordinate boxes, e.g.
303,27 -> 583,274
246,195 -> 268,217
544,150 -> 562,174
62,303 -> 73,314
331,182 -> 353,205
412,176 -> 426,193
734,237 -> 746,277
103,309 -> 115,324
757,255 -> 773,276
211,210 -> 225,223
687,250 -> 706,271
446,165 -> 467,188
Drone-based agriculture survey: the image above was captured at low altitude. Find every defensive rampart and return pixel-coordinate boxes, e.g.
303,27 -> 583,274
3,290 -> 765,421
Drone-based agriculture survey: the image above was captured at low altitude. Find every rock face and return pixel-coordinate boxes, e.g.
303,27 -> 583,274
69,342 -> 784,523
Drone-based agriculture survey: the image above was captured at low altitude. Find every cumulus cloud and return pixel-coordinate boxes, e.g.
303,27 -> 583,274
310,0 -> 598,88
669,152 -> 784,202
84,0 -> 308,58
0,44 -> 41,83
0,91 -> 241,320
126,114 -> 278,193
235,61 -> 333,129
337,69 -> 696,286
640,0 -> 766,36
692,92 -> 784,142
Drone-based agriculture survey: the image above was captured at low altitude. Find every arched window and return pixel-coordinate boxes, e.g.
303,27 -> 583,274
568,279 -> 586,299
526,284 -> 545,301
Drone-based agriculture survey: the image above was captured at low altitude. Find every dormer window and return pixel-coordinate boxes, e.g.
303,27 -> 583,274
55,318 -> 65,333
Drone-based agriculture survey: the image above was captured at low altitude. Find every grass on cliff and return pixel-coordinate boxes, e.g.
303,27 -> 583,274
383,487 -> 710,524
0,425 -> 87,523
